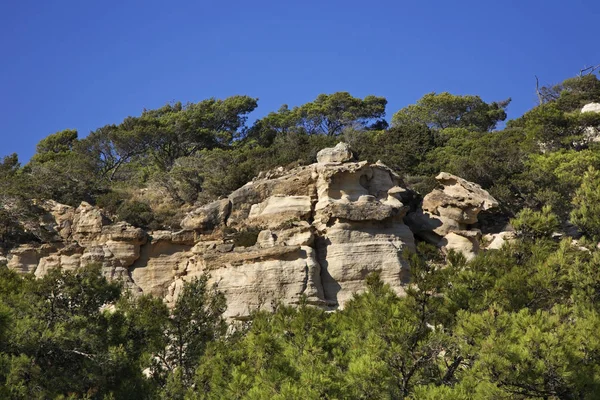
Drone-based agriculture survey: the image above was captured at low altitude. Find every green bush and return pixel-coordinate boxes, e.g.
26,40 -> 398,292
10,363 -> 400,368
571,167 -> 600,240
116,200 -> 155,228
511,205 -> 560,240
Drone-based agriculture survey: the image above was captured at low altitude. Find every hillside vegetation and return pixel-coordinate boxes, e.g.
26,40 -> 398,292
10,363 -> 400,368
2,73 -> 600,398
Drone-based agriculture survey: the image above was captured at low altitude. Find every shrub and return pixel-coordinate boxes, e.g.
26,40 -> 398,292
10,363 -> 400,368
511,205 -> 559,240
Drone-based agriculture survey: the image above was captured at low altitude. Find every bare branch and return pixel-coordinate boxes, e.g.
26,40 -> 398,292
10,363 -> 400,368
535,75 -> 543,105
579,64 -> 600,78
67,349 -> 95,360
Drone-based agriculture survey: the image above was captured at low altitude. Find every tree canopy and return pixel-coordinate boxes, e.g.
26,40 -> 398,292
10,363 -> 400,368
248,92 -> 387,145
392,92 -> 511,132
2,71 -> 600,397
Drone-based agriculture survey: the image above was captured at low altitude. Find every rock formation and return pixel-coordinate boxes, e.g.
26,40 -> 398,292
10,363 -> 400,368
582,103 -> 600,114
581,102 -> 600,144
4,144 -> 498,319
406,172 -> 498,260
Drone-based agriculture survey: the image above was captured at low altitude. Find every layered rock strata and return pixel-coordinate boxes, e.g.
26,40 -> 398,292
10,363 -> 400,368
4,144 -> 498,319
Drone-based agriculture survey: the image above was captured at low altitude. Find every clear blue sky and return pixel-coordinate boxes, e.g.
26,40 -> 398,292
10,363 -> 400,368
1,0 -> 598,161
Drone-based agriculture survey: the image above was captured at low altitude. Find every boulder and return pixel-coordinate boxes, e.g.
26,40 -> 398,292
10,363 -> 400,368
181,199 -> 231,232
443,230 -> 480,261
484,231 -> 516,250
423,173 -> 498,220
582,103 -> 600,113
316,142 -> 355,164
407,172 -> 498,259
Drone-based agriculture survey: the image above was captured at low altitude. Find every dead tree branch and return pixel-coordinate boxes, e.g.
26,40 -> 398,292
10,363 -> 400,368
579,64 -> 600,78
535,75 -> 543,105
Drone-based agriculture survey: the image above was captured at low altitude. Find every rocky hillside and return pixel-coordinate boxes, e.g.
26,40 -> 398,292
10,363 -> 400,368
2,143 -> 502,319
4,76 -> 600,399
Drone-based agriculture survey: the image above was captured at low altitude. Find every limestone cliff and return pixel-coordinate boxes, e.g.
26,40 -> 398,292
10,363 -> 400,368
3,143 -> 499,319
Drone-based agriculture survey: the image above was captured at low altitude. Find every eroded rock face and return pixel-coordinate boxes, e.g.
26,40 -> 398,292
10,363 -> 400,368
581,103 -> 600,144
167,152 -> 417,317
39,200 -> 75,241
176,244 -> 326,319
6,144 -> 497,319
248,195 -> 313,228
180,199 -> 231,232
7,244 -> 44,274
406,172 -> 498,259
8,203 -> 147,284
316,142 -> 355,164
317,220 -> 414,306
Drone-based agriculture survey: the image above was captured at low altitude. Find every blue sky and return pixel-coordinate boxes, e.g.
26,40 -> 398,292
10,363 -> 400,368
0,0 -> 598,161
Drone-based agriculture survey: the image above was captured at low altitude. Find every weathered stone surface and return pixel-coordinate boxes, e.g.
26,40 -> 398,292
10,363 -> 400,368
35,252 -> 82,277
256,230 -> 276,248
484,231 -> 516,250
317,220 -> 415,307
407,172 -> 498,259
248,195 -> 312,228
423,173 -> 498,222
166,245 -> 325,319
227,166 -> 318,227
39,200 -> 75,240
274,222 -> 315,246
442,230 -> 481,261
130,233 -> 194,297
7,202 -> 145,287
72,202 -> 108,246
318,200 -> 396,222
316,142 -> 355,164
99,222 -> 147,244
313,161 -> 407,229
181,199 -> 231,232
7,244 -> 43,274
7,143 -> 498,320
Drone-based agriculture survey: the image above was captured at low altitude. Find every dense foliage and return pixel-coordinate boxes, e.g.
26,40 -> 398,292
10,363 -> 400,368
2,72 -> 600,398
2,73 -> 600,236
2,234 -> 600,399
190,238 -> 600,400
0,266 -> 225,399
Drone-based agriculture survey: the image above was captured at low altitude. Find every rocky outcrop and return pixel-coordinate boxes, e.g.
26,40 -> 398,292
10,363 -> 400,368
484,231 -> 516,250
581,102 -> 600,144
170,146 -> 417,318
5,144 -> 498,319
7,244 -> 45,274
316,142 -> 355,164
406,172 -> 498,260
582,103 -> 600,114
8,202 -> 147,284
180,199 -> 231,232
